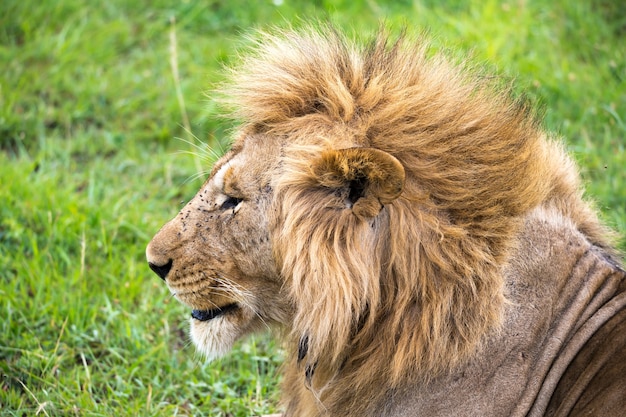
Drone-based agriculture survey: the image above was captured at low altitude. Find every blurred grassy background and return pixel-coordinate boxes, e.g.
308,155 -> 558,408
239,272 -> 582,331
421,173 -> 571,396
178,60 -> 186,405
1,0 -> 624,416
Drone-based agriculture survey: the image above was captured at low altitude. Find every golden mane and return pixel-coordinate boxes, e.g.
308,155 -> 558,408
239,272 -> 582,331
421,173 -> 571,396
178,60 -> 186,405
217,26 -> 613,414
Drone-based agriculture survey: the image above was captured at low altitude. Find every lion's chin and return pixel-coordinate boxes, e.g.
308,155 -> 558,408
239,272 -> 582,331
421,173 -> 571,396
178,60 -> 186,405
189,305 -> 254,362
189,316 -> 240,362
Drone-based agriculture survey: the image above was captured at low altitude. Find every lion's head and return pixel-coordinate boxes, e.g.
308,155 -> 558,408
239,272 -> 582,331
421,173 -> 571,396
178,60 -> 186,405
146,26 -> 612,416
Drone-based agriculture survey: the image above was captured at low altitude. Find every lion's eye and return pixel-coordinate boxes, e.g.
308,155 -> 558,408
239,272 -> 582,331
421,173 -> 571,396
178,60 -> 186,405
220,196 -> 243,210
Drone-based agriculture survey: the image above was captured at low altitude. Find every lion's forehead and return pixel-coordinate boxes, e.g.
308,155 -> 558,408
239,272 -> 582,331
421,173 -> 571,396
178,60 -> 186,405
210,153 -> 250,190
212,135 -> 282,190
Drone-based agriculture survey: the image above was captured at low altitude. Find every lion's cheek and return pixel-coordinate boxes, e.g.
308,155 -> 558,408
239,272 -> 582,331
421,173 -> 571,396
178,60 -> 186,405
189,307 -> 256,362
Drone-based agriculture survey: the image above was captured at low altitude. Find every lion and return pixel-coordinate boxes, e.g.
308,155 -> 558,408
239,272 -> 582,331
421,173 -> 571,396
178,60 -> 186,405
146,26 -> 626,416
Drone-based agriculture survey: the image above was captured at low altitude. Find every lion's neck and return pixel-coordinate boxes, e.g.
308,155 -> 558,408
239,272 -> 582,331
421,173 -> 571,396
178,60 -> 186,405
281,206 -> 625,417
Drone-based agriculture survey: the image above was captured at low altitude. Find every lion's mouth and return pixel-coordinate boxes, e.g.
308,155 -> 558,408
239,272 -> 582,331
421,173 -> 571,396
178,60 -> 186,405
191,303 -> 239,321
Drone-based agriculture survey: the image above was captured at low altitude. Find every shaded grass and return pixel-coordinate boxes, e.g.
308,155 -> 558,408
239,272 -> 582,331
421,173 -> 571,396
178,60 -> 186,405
1,0 -> 624,416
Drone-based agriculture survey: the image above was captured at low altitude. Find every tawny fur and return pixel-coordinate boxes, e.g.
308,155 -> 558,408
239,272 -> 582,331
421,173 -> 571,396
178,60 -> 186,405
221,27 -> 614,411
147,25 -> 624,417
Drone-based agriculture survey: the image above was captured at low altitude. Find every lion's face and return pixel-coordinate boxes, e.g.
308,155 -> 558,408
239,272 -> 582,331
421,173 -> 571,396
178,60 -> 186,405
147,120 -> 407,363
146,134 -> 290,361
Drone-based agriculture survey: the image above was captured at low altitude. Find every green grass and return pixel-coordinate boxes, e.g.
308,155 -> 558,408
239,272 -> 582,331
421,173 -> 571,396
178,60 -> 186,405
1,0 -> 624,415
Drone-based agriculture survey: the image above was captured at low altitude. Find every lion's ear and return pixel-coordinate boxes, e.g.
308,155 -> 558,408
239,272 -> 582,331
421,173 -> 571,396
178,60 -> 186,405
312,147 -> 405,219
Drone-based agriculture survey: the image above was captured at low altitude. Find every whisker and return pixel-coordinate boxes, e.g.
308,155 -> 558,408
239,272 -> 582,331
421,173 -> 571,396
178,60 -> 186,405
182,169 -> 211,185
251,307 -> 272,332
174,134 -> 207,154
173,272 -> 271,333
175,135 -> 226,163
172,136 -> 226,186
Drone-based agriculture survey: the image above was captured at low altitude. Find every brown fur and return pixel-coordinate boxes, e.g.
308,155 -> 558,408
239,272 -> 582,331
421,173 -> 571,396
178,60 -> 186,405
147,25 -> 625,416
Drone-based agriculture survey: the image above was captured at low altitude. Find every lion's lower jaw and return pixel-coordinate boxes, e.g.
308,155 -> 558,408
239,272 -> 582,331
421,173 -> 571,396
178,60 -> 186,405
189,317 -> 241,362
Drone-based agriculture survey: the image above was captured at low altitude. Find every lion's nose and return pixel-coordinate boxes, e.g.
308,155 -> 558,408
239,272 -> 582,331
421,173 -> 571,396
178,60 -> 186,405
148,259 -> 173,280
